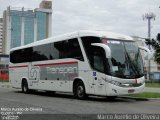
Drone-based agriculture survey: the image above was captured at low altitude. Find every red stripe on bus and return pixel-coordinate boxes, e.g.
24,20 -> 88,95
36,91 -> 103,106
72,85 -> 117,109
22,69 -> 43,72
9,65 -> 28,68
34,61 -> 78,67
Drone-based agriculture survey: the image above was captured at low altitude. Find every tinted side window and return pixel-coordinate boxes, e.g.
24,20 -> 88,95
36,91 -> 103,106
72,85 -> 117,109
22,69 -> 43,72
10,48 -> 31,63
67,39 -> 83,61
25,48 -> 32,62
81,36 -> 101,57
54,38 -> 84,61
10,50 -> 20,63
10,38 -> 84,63
50,43 -> 59,59
32,44 -> 51,62
10,51 -> 16,63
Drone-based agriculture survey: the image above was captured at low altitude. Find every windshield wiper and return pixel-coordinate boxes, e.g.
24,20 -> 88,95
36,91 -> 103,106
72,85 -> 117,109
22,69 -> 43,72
124,46 -> 139,76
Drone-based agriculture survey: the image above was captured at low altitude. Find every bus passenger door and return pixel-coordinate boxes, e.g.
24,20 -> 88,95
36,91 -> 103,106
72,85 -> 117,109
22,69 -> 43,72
92,73 -> 106,95
92,55 -> 107,95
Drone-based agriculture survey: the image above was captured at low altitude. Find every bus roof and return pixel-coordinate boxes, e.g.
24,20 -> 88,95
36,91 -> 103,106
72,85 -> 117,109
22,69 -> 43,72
10,30 -> 134,51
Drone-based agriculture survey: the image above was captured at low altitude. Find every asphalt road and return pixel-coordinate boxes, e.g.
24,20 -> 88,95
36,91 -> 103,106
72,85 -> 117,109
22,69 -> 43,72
0,87 -> 160,120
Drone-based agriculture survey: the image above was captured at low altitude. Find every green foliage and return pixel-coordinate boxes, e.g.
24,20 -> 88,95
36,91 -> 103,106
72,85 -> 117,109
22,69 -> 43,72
130,92 -> 160,98
145,33 -> 160,64
145,83 -> 160,88
155,48 -> 160,64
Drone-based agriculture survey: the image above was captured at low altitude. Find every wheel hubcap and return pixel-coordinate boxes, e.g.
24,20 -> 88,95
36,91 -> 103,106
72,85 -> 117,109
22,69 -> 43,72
77,86 -> 84,97
24,85 -> 27,92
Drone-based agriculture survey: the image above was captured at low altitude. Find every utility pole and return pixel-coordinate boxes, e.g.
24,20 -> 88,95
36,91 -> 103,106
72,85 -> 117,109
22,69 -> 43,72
143,12 -> 155,82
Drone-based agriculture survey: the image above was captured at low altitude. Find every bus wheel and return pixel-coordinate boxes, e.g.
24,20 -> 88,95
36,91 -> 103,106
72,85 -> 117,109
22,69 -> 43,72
76,81 -> 87,100
22,80 -> 29,94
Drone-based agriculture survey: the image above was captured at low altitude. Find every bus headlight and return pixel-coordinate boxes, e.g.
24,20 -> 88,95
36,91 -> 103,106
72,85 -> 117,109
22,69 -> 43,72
111,81 -> 121,86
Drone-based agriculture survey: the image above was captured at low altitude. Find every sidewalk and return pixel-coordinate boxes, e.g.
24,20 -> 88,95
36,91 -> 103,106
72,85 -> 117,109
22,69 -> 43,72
0,82 -> 10,88
144,87 -> 160,93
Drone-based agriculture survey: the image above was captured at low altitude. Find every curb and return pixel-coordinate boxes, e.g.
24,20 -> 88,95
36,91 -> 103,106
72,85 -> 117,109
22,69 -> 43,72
0,82 -> 11,88
147,98 -> 160,100
144,87 -> 160,93
0,85 -> 10,88
121,96 -> 160,100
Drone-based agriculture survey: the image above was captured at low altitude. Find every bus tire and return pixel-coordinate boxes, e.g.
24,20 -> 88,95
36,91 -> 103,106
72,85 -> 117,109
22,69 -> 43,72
76,81 -> 87,100
22,80 -> 29,94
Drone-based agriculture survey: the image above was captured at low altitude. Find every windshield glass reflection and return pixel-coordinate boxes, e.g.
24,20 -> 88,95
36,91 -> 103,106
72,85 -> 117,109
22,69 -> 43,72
106,40 -> 144,79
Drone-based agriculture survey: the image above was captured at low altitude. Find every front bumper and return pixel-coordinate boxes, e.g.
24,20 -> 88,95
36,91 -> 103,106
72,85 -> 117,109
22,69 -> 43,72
106,83 -> 145,96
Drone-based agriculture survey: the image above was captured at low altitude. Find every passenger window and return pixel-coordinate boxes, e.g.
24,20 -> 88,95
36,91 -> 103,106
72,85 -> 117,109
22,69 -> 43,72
54,38 -> 84,61
10,38 -> 84,63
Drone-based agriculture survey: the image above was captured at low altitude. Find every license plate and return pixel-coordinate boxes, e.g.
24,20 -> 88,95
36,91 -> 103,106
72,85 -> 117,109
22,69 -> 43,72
128,89 -> 135,93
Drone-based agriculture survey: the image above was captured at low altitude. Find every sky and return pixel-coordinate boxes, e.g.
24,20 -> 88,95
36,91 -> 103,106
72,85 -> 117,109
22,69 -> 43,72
0,0 -> 160,39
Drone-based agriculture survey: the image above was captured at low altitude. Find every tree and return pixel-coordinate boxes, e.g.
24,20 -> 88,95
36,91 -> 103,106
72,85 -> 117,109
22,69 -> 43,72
154,33 -> 160,64
155,48 -> 160,64
145,33 -> 160,64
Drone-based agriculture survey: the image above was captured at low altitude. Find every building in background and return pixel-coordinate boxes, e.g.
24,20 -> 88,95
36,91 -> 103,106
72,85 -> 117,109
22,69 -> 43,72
0,0 -> 52,81
0,18 -> 3,54
2,0 -> 52,54
39,0 -> 52,9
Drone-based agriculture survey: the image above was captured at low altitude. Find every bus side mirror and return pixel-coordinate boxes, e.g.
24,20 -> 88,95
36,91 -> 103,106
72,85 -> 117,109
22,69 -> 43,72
138,46 -> 153,60
91,43 -> 111,58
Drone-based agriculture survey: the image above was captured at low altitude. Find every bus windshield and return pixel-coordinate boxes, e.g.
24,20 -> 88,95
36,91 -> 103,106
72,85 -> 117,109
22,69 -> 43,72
105,39 -> 144,79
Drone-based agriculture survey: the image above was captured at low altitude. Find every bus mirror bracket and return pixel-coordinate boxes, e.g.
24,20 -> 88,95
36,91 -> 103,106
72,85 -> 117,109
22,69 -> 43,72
138,46 -> 152,60
91,43 -> 111,58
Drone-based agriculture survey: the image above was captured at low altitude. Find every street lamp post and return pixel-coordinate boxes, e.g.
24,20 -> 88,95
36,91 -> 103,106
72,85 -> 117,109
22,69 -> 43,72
143,12 -> 155,81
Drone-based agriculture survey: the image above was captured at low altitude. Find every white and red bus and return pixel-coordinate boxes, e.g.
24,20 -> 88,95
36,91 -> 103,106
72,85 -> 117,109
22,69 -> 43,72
9,30 -> 151,99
